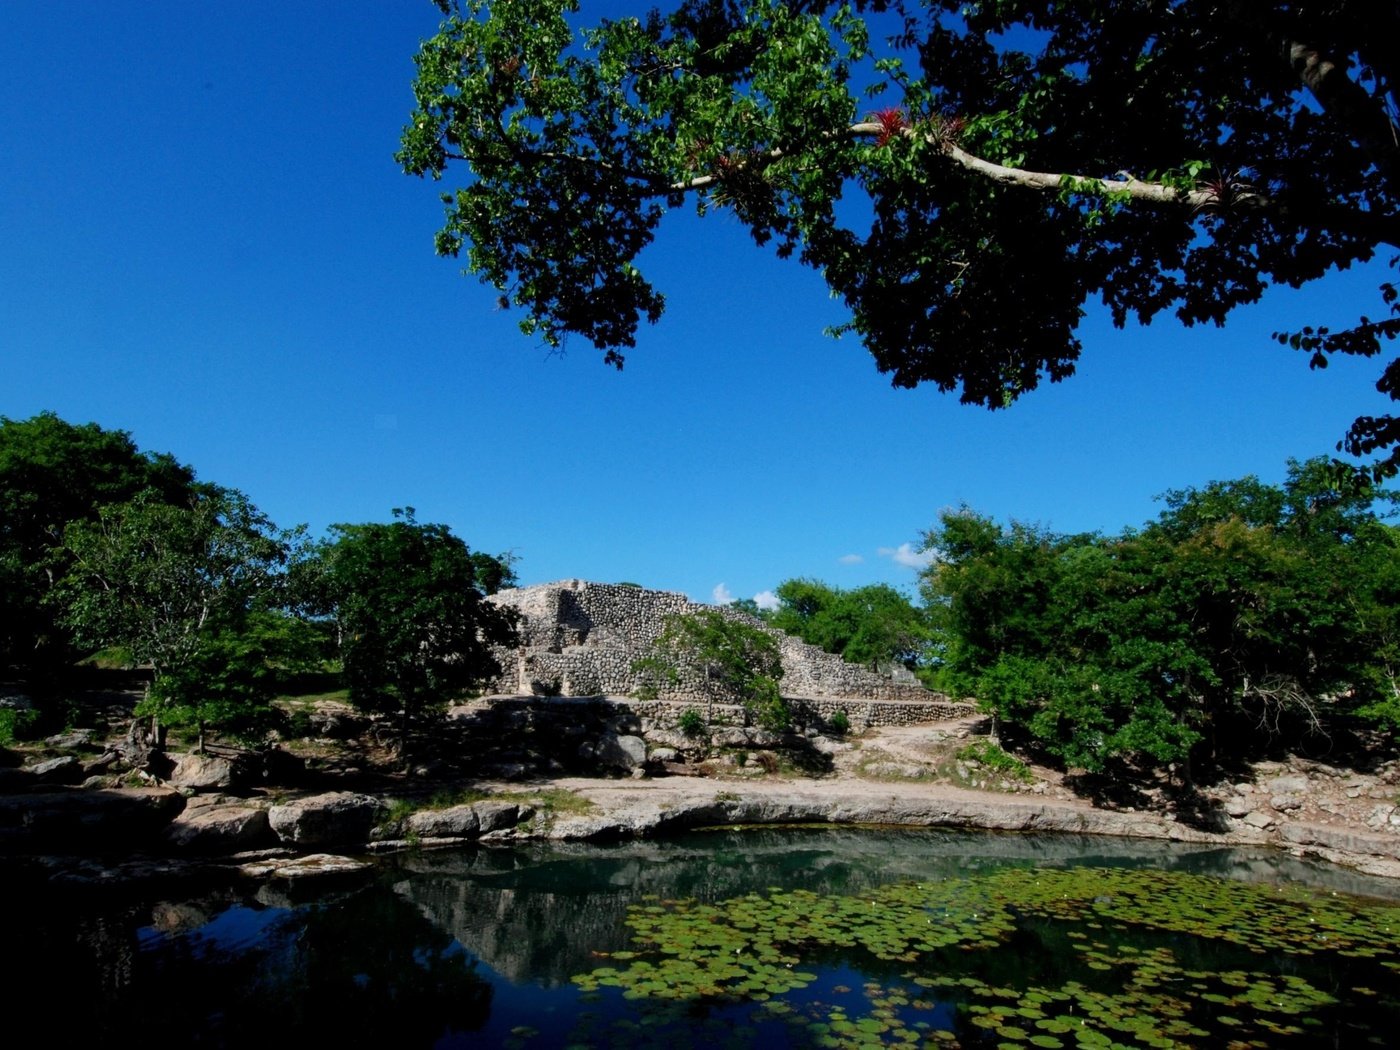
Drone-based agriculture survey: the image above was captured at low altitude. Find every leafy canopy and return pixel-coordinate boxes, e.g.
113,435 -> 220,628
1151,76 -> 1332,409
767,577 -> 933,671
311,509 -> 517,745
0,411 -> 197,677
57,487 -> 300,742
402,0 -> 1400,477
921,458 -> 1400,771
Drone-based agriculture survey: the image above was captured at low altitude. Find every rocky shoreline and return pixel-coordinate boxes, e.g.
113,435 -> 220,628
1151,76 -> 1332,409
5,768 -> 1400,888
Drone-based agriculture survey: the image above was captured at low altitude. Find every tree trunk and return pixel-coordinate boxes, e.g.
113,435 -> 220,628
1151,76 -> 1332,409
122,714 -> 166,772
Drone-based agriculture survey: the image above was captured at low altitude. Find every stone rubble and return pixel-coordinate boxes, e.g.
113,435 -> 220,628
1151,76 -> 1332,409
486,579 -> 974,725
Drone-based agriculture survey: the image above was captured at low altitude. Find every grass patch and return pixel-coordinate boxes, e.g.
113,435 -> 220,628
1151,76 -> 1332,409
527,787 -> 597,816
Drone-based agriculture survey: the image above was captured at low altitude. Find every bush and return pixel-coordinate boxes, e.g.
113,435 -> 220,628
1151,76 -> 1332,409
957,739 -> 1033,783
677,707 -> 706,738
829,709 -> 851,736
0,706 -> 40,746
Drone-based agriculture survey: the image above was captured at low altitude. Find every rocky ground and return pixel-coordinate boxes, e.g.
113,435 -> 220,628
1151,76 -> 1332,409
3,694 -> 1398,883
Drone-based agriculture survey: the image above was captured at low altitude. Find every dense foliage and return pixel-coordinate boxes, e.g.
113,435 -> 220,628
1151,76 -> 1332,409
922,459 -> 1400,772
634,608 -> 789,729
401,0 -> 1400,478
0,412 -> 197,680
2,413 -> 515,755
766,578 -> 934,673
307,510 -> 518,749
57,488 -> 304,746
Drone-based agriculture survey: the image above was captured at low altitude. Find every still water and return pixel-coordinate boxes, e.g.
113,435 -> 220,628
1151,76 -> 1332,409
15,828 -> 1400,1047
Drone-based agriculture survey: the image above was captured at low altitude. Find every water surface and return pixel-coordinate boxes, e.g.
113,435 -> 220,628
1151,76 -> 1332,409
16,828 -> 1400,1047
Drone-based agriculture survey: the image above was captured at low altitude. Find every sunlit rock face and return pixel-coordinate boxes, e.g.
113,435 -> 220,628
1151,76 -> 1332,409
484,579 -> 971,725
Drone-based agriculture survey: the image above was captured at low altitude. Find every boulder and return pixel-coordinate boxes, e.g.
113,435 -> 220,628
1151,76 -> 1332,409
406,804 -> 480,839
44,729 -> 96,750
0,787 -> 186,849
239,852 -> 371,880
1265,775 -> 1309,795
166,805 -> 273,853
267,792 -> 383,847
304,701 -> 368,739
476,800 -> 529,833
30,756 -> 83,783
710,728 -> 751,748
595,733 -> 647,770
1223,796 -> 1252,818
169,753 -> 237,791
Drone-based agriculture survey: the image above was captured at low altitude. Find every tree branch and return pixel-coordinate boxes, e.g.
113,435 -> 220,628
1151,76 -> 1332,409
1284,39 -> 1398,179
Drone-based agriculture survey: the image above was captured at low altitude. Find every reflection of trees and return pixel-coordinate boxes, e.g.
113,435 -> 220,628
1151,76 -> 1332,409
392,828 -> 1400,986
14,826 -> 1400,1045
12,877 -> 492,1046
136,888 -> 493,1045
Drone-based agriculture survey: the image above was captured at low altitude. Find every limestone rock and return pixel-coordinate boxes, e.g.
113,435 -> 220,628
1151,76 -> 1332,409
1265,775 -> 1309,795
1270,795 -> 1303,812
475,800 -> 530,833
166,805 -> 272,853
44,729 -> 96,750
30,756 -> 83,783
267,792 -> 382,847
1223,796 -> 1252,818
304,701 -> 367,739
407,804 -> 480,839
711,728 -> 751,748
169,752 -> 236,791
1279,823 -> 1400,861
239,852 -> 371,880
1366,804 -> 1396,829
0,787 -> 186,848
1241,811 -> 1276,830
595,733 -> 647,770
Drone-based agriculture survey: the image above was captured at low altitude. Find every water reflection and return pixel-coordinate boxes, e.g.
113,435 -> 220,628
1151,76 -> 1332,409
13,827 -> 1400,1047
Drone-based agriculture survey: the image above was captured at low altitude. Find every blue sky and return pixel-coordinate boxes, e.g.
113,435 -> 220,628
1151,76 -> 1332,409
2,2 -> 1392,606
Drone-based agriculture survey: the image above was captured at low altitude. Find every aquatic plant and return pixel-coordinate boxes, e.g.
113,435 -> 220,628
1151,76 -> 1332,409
572,866 -> 1400,1047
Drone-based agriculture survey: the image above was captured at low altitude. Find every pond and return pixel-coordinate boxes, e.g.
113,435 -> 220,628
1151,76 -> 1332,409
15,828 -> 1400,1048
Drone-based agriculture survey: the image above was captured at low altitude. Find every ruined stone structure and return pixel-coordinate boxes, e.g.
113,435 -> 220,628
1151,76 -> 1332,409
485,579 -> 972,726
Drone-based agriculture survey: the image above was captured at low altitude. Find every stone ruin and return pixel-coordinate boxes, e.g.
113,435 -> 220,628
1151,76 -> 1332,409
484,579 -> 973,727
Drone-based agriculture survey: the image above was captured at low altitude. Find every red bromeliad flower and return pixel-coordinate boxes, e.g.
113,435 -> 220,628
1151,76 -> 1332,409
870,107 -> 908,147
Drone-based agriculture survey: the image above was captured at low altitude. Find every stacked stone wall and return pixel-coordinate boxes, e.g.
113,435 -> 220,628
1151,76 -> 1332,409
485,579 -> 973,723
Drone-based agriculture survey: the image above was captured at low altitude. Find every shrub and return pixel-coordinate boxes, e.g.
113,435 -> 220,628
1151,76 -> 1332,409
678,707 -> 706,738
829,709 -> 851,736
957,739 -> 1033,783
0,707 -> 39,746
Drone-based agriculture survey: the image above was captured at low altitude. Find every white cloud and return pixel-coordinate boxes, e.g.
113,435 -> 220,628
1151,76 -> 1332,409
877,542 -> 936,570
711,582 -> 734,605
753,590 -> 780,611
838,553 -> 864,565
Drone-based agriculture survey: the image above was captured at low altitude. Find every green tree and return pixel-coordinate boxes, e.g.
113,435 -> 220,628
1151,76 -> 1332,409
402,0 -> 1400,478
633,607 -> 789,729
312,510 -> 517,752
0,412 -> 196,681
922,459 -> 1400,773
769,578 -> 933,671
57,488 -> 298,748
